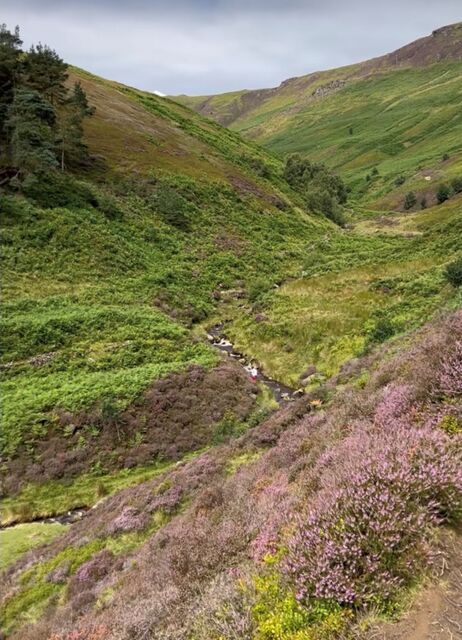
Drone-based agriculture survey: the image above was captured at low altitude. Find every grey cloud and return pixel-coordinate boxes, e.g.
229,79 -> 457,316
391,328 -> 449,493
2,1 -> 461,94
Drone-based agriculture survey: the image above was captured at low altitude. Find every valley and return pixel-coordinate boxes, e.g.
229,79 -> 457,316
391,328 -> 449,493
0,20 -> 461,640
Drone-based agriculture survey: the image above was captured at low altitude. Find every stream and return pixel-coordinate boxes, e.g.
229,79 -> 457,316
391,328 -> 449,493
1,507 -> 90,530
207,323 -> 301,403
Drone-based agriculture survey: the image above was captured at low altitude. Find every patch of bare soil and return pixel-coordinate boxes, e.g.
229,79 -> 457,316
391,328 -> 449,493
362,530 -> 462,640
228,175 -> 287,209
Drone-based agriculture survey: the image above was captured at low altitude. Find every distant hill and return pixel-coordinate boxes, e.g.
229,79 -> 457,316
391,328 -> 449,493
175,23 -> 462,208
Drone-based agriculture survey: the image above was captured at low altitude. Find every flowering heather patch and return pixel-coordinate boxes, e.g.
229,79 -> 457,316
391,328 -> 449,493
251,476 -> 292,562
49,625 -> 109,640
373,383 -> 415,429
147,485 -> 183,515
437,339 -> 462,397
3,312 -> 462,640
106,506 -> 149,535
74,550 -> 115,584
285,424 -> 462,608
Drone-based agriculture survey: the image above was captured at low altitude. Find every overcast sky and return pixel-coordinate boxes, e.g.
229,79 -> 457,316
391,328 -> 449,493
2,1 -> 461,95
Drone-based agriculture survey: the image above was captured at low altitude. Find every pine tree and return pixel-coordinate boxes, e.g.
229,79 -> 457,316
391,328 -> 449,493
0,24 -> 23,150
6,89 -> 58,185
22,43 -> 68,105
58,82 -> 95,170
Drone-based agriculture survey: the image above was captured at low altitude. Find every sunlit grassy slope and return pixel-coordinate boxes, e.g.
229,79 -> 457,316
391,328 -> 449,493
1,61 -> 460,478
0,68 -> 329,459
176,23 -> 462,207
226,195 -> 462,385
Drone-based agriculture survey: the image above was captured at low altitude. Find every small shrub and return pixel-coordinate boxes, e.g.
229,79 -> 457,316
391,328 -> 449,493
74,549 -> 115,584
248,157 -> 271,178
420,196 -> 427,209
248,278 -> 273,304
107,506 -> 150,534
444,257 -> 462,288
439,415 -> 462,435
96,193 -> 123,220
212,411 -> 243,444
451,176 -> 462,194
366,317 -> 395,344
154,183 -> 191,230
436,183 -> 451,204
403,191 -> 416,210
394,175 -> 406,187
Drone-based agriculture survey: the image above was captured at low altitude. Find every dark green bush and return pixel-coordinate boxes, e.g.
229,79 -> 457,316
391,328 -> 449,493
283,154 -> 347,226
247,157 -> 271,178
403,191 -> 417,210
212,411 -> 243,444
23,173 -> 98,209
154,184 -> 191,230
436,184 -> 451,204
444,257 -> 462,287
96,193 -> 123,220
367,317 -> 395,344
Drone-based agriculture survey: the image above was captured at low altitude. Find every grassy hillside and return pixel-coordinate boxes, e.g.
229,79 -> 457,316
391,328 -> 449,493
1,67 -> 335,494
2,64 -> 461,492
176,23 -> 462,208
1,29 -> 462,640
226,195 -> 462,385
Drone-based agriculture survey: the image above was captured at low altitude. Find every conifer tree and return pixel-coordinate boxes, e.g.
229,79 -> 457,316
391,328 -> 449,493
58,81 -> 95,170
6,89 -> 58,185
22,43 -> 68,105
0,24 -> 22,149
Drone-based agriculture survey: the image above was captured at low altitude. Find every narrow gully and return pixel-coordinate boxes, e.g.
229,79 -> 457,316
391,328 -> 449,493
206,323 -> 301,404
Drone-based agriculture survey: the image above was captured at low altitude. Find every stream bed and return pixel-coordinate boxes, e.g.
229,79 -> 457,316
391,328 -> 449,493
207,323 -> 301,403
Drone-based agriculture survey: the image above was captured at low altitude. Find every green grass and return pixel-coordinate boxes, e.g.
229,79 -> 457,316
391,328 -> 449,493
0,169 -> 325,458
226,202 -> 462,385
177,54 -> 462,209
0,523 -> 67,572
0,457 -> 183,525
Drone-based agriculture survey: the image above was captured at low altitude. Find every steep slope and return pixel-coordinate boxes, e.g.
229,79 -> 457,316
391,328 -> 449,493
175,23 -> 462,207
1,67 -> 332,504
2,310 -> 461,640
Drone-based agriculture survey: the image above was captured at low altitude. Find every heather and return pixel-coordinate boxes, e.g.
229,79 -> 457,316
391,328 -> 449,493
285,423 -> 461,608
2,311 -> 460,639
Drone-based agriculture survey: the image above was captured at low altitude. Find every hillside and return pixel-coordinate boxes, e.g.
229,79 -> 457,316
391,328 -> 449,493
1,65 -> 337,487
1,25 -> 461,640
175,23 -> 462,208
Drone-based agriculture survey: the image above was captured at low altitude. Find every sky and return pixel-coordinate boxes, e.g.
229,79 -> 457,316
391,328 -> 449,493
2,1 -> 461,95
